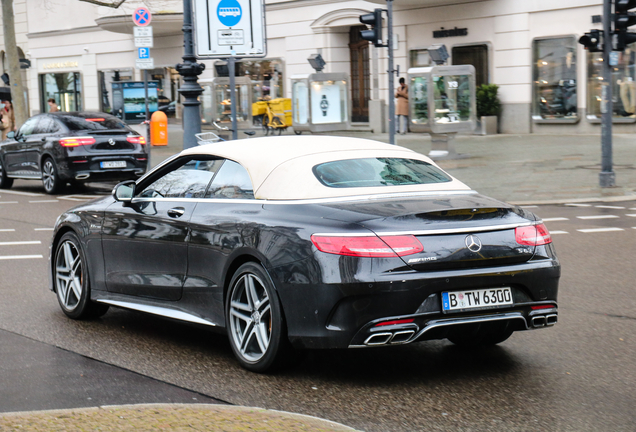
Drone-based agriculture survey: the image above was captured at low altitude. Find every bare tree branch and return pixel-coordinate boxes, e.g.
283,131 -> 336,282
78,0 -> 126,8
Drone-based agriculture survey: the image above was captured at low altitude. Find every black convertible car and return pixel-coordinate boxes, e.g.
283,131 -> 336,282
50,136 -> 560,372
0,112 -> 148,194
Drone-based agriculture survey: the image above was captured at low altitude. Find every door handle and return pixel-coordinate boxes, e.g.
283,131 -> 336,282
167,207 -> 186,218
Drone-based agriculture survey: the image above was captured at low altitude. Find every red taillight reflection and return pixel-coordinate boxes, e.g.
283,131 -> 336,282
127,136 -> 146,145
59,137 -> 96,147
515,223 -> 552,246
374,319 -> 415,327
310,235 -> 423,258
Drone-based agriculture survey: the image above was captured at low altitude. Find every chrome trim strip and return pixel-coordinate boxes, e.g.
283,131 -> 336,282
389,330 -> 416,344
363,332 -> 393,346
315,222 -> 535,237
95,299 -> 216,326
129,190 -> 478,206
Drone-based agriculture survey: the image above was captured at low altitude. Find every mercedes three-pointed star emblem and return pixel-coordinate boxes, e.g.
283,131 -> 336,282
465,234 -> 482,253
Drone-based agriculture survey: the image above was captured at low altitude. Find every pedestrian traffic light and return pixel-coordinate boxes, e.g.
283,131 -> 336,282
614,0 -> 636,51
359,9 -> 384,47
578,30 -> 603,52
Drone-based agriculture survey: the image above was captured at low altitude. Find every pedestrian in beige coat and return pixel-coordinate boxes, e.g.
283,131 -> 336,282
395,78 -> 409,134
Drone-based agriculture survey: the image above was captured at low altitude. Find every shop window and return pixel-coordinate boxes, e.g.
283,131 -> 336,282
40,72 -> 82,113
533,37 -> 577,121
410,49 -> 431,68
98,69 -> 133,114
214,59 -> 284,102
587,46 -> 636,121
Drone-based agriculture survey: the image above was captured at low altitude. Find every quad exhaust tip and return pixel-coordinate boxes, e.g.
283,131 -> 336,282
363,330 -> 416,346
532,314 -> 557,328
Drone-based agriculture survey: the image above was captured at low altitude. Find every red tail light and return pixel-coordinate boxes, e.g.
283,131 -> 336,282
59,137 -> 96,147
127,136 -> 146,145
374,319 -> 415,327
515,223 -> 552,246
311,235 -> 423,258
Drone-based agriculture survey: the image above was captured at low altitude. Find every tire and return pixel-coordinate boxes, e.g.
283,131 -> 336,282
0,156 -> 13,189
226,262 -> 290,372
262,116 -> 270,136
294,130 -> 302,135
447,321 -> 513,347
54,232 -> 109,320
42,157 -> 62,194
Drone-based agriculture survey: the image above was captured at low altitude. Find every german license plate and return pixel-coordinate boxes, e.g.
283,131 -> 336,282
442,287 -> 513,313
100,161 -> 126,169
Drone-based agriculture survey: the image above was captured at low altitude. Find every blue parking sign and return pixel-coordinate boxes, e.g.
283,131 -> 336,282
138,47 -> 150,59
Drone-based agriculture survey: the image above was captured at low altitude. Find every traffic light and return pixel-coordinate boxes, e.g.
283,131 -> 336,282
614,0 -> 636,51
579,30 -> 603,52
359,9 -> 384,47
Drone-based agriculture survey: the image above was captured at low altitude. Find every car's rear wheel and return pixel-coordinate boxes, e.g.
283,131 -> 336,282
42,158 -> 61,194
447,321 -> 514,347
0,157 -> 13,189
54,232 -> 109,320
226,262 -> 289,372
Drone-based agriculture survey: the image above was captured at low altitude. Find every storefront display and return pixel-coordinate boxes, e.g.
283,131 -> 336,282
200,77 -> 252,129
533,37 -> 577,121
291,73 -> 350,133
40,72 -> 82,113
587,46 -> 636,121
408,65 -> 476,134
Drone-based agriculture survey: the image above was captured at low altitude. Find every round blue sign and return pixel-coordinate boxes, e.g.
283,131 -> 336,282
217,0 -> 242,27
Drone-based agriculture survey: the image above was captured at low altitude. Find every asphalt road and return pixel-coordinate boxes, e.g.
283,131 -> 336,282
1,180 -> 635,431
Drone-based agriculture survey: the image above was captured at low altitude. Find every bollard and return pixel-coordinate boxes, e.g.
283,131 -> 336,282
150,111 -> 168,146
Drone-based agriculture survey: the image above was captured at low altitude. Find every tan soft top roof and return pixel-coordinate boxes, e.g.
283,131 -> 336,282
180,136 -> 470,200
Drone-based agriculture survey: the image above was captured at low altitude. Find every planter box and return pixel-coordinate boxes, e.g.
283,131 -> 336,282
477,115 -> 498,135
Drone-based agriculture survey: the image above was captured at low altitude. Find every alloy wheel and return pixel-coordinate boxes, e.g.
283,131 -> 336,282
55,240 -> 83,311
42,160 -> 56,193
229,273 -> 272,362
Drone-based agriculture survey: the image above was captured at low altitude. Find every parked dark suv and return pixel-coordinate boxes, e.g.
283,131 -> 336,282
0,112 -> 148,194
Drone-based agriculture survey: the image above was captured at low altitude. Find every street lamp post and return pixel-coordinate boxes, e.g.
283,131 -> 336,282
176,0 -> 205,150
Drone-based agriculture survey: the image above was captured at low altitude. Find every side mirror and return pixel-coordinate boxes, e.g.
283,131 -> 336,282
6,131 -> 15,140
113,180 -> 136,203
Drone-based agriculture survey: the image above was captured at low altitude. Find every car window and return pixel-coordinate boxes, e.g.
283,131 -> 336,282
17,117 -> 40,137
205,160 -> 255,199
138,157 -> 224,199
33,117 -> 54,134
55,114 -> 133,132
313,158 -> 452,188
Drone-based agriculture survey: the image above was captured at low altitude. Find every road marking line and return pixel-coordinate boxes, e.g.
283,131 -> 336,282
58,195 -> 101,201
542,217 -> 569,222
550,230 -> 569,235
0,201 -> 18,204
576,215 -> 619,220
28,200 -> 59,203
0,255 -> 43,260
0,189 -> 43,196
565,203 -> 592,207
0,241 -> 42,246
625,214 -> 636,217
520,205 -> 538,208
595,205 -> 625,209
34,228 -> 54,231
0,229 -> 16,232
577,228 -> 624,233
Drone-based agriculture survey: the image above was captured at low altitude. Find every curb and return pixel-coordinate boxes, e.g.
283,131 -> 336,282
0,403 -> 359,431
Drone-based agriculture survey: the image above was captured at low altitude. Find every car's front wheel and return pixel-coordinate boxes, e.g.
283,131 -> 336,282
42,158 -> 61,194
226,262 -> 289,372
54,232 -> 109,320
0,157 -> 13,189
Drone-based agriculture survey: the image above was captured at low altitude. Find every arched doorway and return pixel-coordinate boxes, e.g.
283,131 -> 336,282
349,26 -> 370,123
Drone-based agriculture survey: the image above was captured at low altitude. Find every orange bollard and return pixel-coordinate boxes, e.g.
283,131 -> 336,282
150,110 -> 168,146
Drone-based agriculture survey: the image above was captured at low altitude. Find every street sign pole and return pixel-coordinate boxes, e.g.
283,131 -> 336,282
387,0 -> 395,145
600,0 -> 615,187
177,0 -> 205,149
228,56 -> 238,141
143,69 -> 150,163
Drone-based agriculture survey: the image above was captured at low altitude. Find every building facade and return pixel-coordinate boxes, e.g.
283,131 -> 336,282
0,0 -> 629,134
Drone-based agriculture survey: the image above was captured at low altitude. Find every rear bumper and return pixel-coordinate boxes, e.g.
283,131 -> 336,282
270,257 -> 560,350
58,155 -> 147,182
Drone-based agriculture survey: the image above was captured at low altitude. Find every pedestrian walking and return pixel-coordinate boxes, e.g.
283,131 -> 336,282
1,100 -> 15,141
395,77 -> 409,134
47,98 -> 59,112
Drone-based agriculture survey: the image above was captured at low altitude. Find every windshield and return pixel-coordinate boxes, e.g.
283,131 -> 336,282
313,158 -> 452,188
55,114 -> 133,132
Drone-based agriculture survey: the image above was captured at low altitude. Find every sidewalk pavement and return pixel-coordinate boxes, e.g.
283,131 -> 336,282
144,124 -> 636,206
